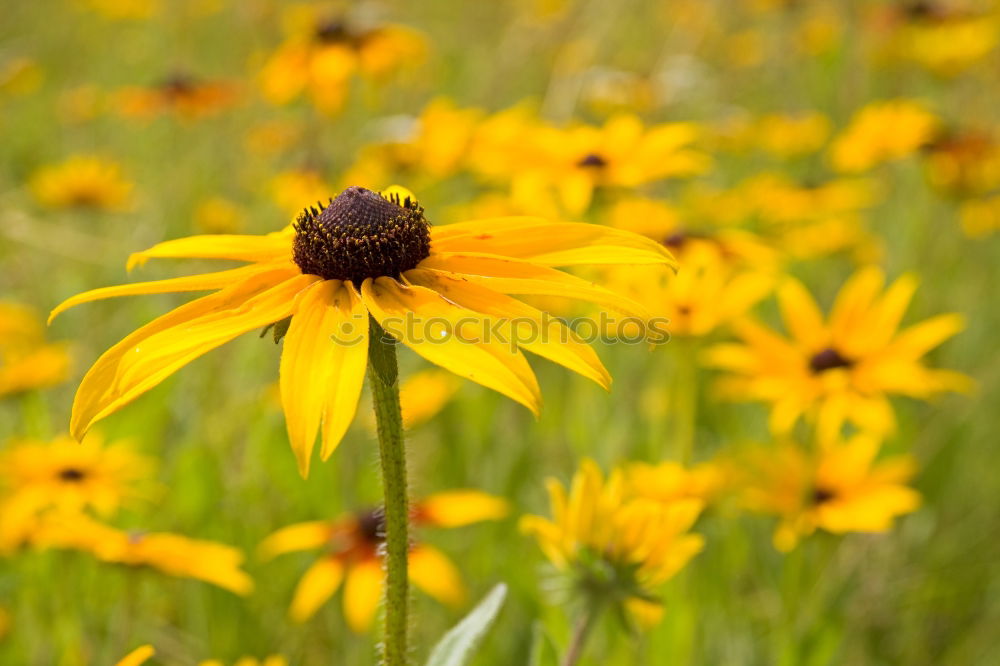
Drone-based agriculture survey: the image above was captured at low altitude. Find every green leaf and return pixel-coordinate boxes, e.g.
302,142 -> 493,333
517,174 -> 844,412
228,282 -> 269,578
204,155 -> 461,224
426,583 -> 508,666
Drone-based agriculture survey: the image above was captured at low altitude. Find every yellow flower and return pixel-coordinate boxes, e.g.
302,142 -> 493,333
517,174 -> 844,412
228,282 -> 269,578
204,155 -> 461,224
829,100 -> 938,173
705,267 -> 971,441
959,194 -> 1000,238
604,243 -> 772,338
0,433 -> 152,517
740,435 -> 920,551
113,73 -> 237,119
520,459 -> 704,627
340,98 -> 484,187
513,114 -> 710,215
36,514 -> 254,595
0,433 -> 154,552
0,302 -> 71,397
51,185 -> 674,476
923,129 -> 1000,197
30,155 -> 133,211
116,645 -> 155,666
259,490 -> 507,631
259,9 -> 426,114
889,8 -> 1000,75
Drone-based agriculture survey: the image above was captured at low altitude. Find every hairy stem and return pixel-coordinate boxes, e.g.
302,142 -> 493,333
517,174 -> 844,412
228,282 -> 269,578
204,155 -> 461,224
562,601 -> 603,666
368,316 -> 409,665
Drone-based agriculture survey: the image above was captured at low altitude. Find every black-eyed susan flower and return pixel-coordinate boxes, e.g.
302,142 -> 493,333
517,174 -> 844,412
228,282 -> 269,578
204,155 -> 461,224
338,99 -> 485,191
705,267 -> 971,441
0,302 -> 71,397
29,155 -> 133,211
0,433 -> 152,519
50,185 -> 674,476
829,100 -> 938,173
512,114 -> 710,215
113,73 -> 238,119
0,434 -> 153,553
740,435 -> 920,551
923,128 -> 1000,197
259,490 -> 507,630
259,7 -> 426,114
602,243 -> 773,338
520,459 -> 704,632
884,4 -> 1000,75
35,514 -> 254,595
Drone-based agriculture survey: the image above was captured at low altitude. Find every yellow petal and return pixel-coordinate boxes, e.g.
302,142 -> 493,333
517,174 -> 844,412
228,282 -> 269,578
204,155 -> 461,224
380,185 -> 418,205
360,277 -> 542,415
127,229 -> 293,270
280,280 -> 368,477
290,557 -> 345,623
408,544 -> 466,607
48,263 -> 280,324
78,274 -> 317,439
417,490 -> 509,527
430,219 -> 677,267
320,284 -> 369,461
258,521 -> 332,561
419,253 -> 650,320
70,266 -> 298,439
115,645 -> 155,666
405,268 -> 611,389
777,278 -> 827,349
343,558 -> 383,633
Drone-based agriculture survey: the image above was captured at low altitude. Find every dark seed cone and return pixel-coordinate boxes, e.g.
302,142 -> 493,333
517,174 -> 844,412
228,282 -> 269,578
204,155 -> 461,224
292,186 -> 431,283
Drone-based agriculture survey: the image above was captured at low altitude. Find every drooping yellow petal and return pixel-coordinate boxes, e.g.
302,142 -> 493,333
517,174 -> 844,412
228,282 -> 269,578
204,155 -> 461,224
70,266 -> 299,439
419,253 -> 650,320
126,228 -> 293,270
417,490 -> 509,527
280,280 -> 369,477
78,274 -> 317,439
49,263 -> 282,324
342,558 -> 383,633
258,521 -> 332,561
430,219 -> 677,267
320,284 -> 369,461
289,557 -> 345,623
360,277 -> 542,415
408,544 -> 466,607
405,268 -> 611,389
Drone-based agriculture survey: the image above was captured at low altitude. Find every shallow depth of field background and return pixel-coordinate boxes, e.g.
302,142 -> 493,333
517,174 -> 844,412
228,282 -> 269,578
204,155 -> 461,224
2,1 -> 1000,664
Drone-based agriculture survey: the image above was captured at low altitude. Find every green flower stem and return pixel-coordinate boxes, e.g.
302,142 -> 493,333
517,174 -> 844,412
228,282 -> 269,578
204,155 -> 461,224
562,600 -> 604,666
367,316 -> 409,666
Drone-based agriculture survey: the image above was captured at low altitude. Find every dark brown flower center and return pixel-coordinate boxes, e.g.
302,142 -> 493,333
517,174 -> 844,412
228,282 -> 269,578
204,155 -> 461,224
355,508 -> 385,544
809,348 -> 853,374
812,487 -> 836,505
576,153 -> 608,169
160,73 -> 197,97
58,467 -> 87,482
292,186 -> 431,283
